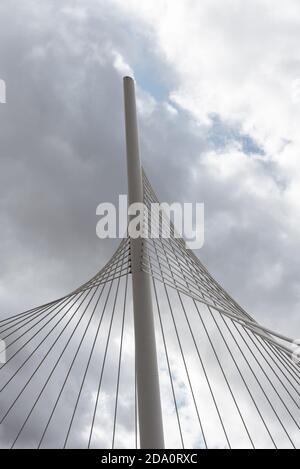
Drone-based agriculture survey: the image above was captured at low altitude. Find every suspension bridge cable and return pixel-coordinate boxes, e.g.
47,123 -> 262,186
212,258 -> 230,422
88,251 -> 126,448
112,273 -> 129,449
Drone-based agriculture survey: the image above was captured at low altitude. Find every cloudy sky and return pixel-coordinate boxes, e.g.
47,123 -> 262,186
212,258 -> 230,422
1,0 -> 300,337
1,0 -> 300,449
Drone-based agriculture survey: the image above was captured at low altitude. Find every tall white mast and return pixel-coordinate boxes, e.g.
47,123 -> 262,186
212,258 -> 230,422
123,76 -> 164,449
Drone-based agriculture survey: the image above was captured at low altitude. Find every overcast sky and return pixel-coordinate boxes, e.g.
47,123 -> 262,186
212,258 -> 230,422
1,0 -> 300,337
1,0 -> 300,449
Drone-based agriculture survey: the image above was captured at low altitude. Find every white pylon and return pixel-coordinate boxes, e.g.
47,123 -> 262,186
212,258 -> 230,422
123,76 -> 165,449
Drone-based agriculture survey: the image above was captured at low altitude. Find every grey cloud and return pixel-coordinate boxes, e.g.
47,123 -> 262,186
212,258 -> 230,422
0,0 -> 299,449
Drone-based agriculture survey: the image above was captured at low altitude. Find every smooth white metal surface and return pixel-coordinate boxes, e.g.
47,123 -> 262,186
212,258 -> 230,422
123,76 -> 164,449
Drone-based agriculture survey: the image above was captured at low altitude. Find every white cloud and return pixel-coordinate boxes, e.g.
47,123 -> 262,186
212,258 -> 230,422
111,0 -> 300,336
1,0 -> 300,449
